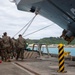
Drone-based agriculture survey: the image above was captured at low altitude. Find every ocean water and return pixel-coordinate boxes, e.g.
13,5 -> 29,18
31,47 -> 75,56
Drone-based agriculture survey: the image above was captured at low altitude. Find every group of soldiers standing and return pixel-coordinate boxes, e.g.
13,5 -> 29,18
0,32 -> 26,62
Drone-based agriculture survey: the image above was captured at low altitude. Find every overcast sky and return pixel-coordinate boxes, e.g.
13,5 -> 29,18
0,0 -> 63,39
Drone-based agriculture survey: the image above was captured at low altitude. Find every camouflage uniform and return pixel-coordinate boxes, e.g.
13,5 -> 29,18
0,38 -> 4,60
11,38 -> 16,59
2,32 -> 12,61
16,34 -> 26,60
0,38 -> 2,58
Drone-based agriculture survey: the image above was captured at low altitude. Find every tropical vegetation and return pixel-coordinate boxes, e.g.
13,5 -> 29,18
26,37 -> 75,45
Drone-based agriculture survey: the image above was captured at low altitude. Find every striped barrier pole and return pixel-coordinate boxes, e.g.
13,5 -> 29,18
57,43 -> 67,73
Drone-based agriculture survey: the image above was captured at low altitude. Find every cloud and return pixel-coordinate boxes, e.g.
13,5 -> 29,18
0,0 -> 63,39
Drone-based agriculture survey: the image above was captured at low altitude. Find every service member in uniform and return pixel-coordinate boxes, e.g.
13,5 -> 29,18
16,34 -> 26,60
2,32 -> 12,62
11,37 -> 16,59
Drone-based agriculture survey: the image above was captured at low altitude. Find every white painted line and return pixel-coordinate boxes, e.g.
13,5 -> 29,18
12,62 -> 35,75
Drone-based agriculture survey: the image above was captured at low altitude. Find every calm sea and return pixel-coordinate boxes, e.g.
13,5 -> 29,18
31,47 -> 75,56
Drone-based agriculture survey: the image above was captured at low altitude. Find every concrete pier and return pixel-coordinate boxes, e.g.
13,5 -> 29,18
0,56 -> 75,75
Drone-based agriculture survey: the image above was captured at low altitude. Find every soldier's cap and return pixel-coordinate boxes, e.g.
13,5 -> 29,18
19,34 -> 22,36
3,32 -> 7,35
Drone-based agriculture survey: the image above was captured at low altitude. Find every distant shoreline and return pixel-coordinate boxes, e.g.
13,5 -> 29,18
48,46 -> 75,48
29,44 -> 75,48
48,44 -> 75,48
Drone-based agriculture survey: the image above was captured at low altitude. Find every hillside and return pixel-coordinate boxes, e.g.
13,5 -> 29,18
26,37 -> 75,45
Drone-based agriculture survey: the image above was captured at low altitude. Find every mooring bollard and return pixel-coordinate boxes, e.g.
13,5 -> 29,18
57,43 -> 67,73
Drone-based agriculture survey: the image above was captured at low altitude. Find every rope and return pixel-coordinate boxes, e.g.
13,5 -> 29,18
13,7 -> 40,37
22,14 -> 37,35
23,24 -> 53,37
13,15 -> 37,37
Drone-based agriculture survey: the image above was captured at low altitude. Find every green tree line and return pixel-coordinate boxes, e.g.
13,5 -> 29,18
26,37 -> 75,45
